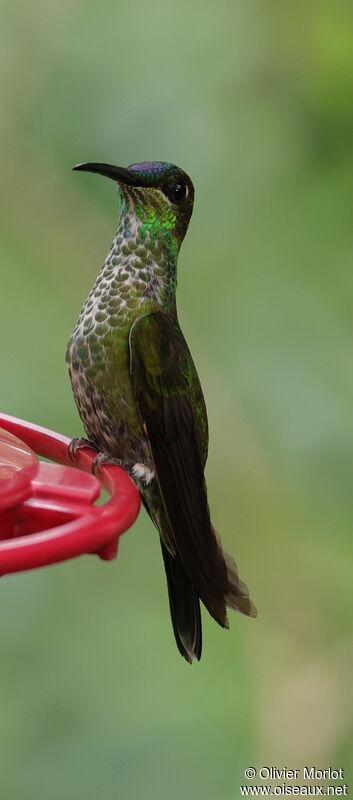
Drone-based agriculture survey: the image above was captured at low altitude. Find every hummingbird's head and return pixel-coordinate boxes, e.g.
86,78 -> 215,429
73,160 -> 194,250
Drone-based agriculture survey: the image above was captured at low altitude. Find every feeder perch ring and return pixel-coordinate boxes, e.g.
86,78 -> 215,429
0,413 -> 141,576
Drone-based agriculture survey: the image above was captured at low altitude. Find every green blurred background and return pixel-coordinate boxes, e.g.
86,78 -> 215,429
0,1 -> 352,797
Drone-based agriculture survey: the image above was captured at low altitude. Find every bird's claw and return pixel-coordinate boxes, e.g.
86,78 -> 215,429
68,440 -> 133,476
92,452 -> 130,475
68,437 -> 96,460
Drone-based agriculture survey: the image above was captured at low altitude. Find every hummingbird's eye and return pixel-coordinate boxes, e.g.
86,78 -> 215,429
166,181 -> 188,204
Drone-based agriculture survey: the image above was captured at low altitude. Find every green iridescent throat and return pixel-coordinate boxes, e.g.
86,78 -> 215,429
135,202 -> 178,261
118,187 -> 180,307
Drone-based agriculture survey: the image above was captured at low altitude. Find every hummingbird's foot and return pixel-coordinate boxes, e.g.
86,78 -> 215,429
91,451 -> 133,476
68,437 -> 97,460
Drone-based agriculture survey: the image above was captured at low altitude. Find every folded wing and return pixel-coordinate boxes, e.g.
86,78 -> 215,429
129,311 -> 256,629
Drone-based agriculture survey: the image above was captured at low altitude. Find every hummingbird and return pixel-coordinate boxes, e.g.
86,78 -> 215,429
66,160 -> 256,662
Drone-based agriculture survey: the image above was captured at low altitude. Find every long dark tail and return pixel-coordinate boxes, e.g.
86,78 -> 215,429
141,492 -> 202,662
141,394 -> 257,633
160,540 -> 202,663
142,483 -> 256,661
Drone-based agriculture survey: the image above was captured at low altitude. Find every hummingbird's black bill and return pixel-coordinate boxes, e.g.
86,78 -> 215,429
73,162 -> 139,186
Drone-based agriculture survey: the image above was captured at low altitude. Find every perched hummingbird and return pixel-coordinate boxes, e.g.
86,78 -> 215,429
66,160 -> 256,662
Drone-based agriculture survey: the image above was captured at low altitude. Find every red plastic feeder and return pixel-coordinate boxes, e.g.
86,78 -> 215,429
0,413 -> 140,576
